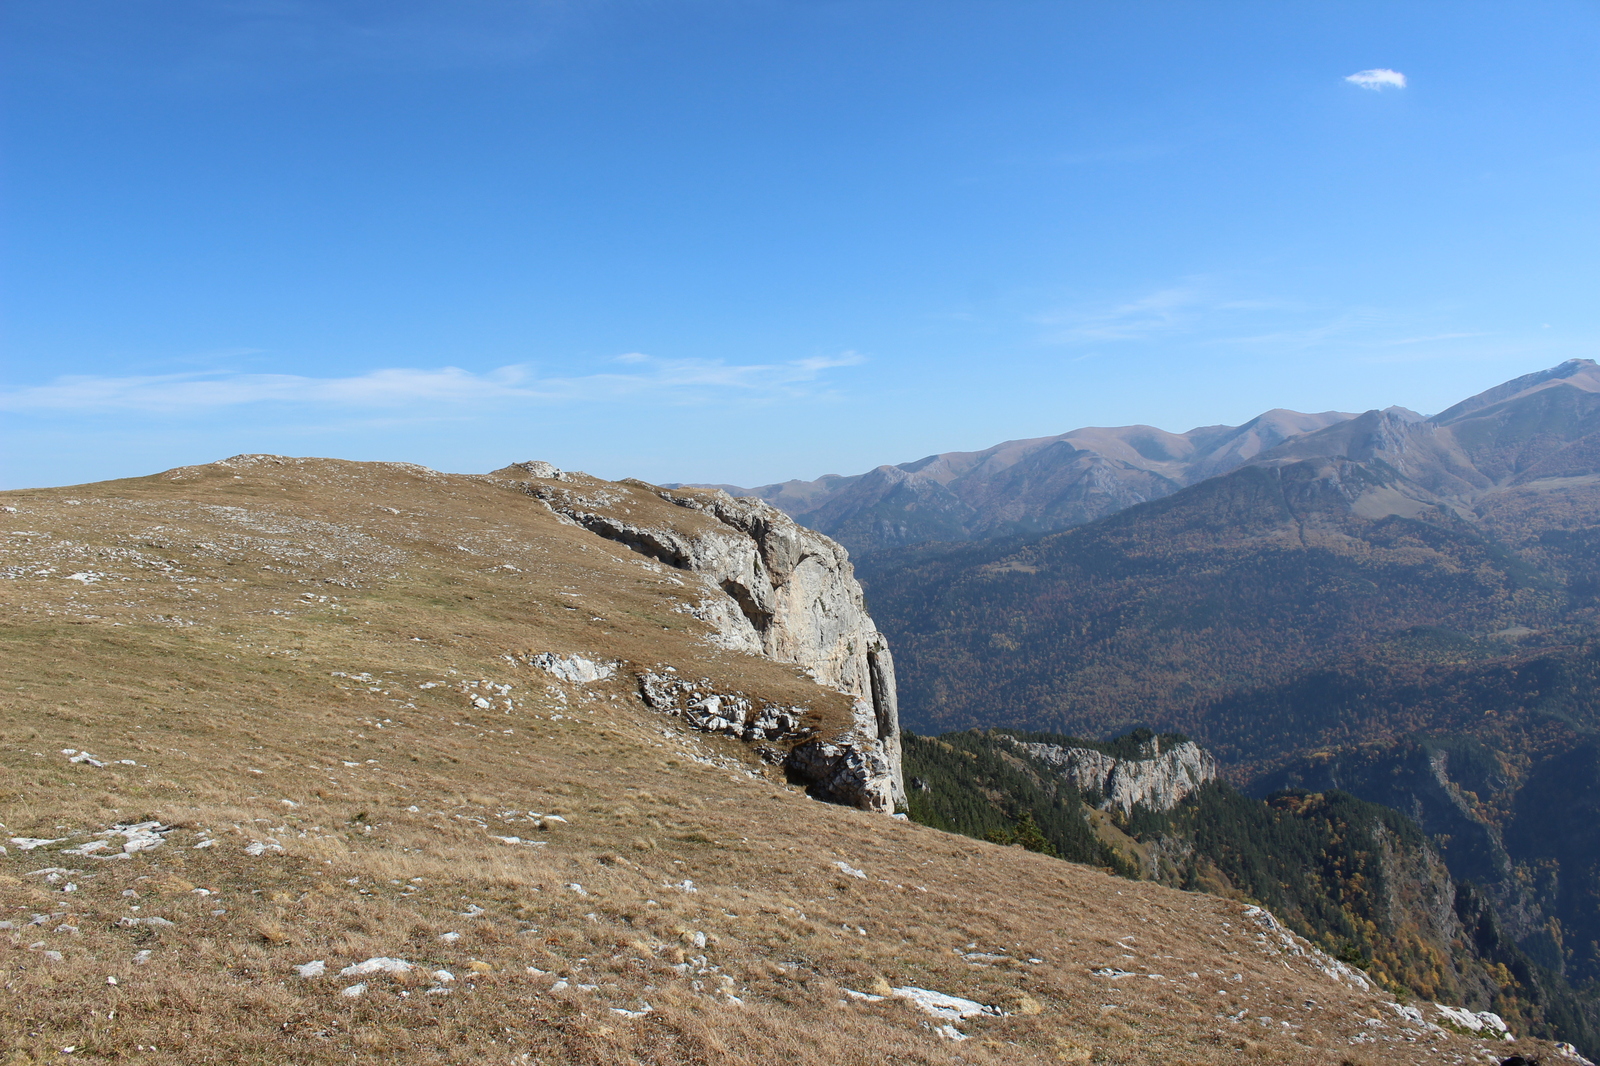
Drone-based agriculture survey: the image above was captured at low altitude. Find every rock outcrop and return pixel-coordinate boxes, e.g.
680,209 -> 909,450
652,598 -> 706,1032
637,670 -> 808,751
527,652 -> 617,684
500,462 -> 904,811
1008,734 -> 1217,814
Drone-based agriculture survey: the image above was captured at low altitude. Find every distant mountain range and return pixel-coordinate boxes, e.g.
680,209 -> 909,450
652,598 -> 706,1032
857,358 -> 1600,741
702,359 -> 1600,562
694,408 -> 1363,555
849,357 -> 1600,1026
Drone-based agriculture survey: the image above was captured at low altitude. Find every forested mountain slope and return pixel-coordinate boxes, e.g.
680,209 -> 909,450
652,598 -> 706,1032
857,361 -> 1600,1055
862,361 -> 1600,748
905,726 -> 1600,1054
864,458 -> 1562,741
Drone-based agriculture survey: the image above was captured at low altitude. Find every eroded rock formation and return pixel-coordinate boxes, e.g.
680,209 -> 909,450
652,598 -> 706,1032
1008,735 -> 1217,814
501,462 -> 904,811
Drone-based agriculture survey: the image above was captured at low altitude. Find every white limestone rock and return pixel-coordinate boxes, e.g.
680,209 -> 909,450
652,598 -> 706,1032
638,672 -> 804,746
1009,735 -> 1217,814
1431,1002 -> 1512,1039
787,739 -> 899,813
528,652 -> 616,684
516,473 -> 905,811
505,459 -> 569,481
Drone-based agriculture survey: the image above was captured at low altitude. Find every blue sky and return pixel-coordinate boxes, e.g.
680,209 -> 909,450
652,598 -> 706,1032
3,1 -> 1597,489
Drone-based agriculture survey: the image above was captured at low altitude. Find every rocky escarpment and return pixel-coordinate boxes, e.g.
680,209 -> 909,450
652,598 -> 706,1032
498,461 -> 904,812
1007,734 -> 1217,814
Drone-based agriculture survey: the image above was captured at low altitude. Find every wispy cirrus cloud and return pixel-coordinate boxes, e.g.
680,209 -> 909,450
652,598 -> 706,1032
1345,68 -> 1407,90
1031,280 -> 1509,363
1033,285 -> 1209,343
1033,281 -> 1308,345
0,352 -> 865,414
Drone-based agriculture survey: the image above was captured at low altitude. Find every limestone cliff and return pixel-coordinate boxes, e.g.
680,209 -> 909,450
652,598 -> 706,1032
497,461 -> 905,811
1008,734 -> 1217,814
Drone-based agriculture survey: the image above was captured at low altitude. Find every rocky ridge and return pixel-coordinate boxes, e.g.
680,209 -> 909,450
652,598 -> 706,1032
1005,734 -> 1218,814
498,461 -> 904,811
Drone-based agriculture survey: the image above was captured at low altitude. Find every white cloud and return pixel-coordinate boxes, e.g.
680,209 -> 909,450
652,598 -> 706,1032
1034,285 -> 1202,342
0,353 -> 864,414
1345,69 -> 1406,90
1033,282 -> 1297,344
1033,279 -> 1501,362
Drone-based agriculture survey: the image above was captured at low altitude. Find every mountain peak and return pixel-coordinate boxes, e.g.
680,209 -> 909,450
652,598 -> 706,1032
1433,358 -> 1600,424
713,409 -> 1354,554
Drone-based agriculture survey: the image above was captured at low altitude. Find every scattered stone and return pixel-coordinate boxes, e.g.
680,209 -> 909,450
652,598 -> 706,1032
118,916 -> 175,929
107,823 -> 169,855
1241,906 -> 1373,991
612,1004 -> 653,1019
296,961 -> 326,978
890,986 -> 1004,1023
527,652 -> 616,684
1433,1002 -> 1513,1039
10,837 -> 66,851
61,841 -> 111,856
339,957 -> 413,977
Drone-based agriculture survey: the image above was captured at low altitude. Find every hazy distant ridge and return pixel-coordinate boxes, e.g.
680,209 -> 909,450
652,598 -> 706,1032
692,407 -> 1358,554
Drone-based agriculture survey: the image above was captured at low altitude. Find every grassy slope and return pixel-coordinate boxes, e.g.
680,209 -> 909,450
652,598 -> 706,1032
0,457 -> 1558,1064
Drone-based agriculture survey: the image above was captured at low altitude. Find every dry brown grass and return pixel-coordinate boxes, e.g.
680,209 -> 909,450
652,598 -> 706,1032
0,457 -> 1560,1064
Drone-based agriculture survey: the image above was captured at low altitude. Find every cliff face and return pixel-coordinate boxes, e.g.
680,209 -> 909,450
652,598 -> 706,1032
1008,735 -> 1217,814
499,462 -> 904,811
